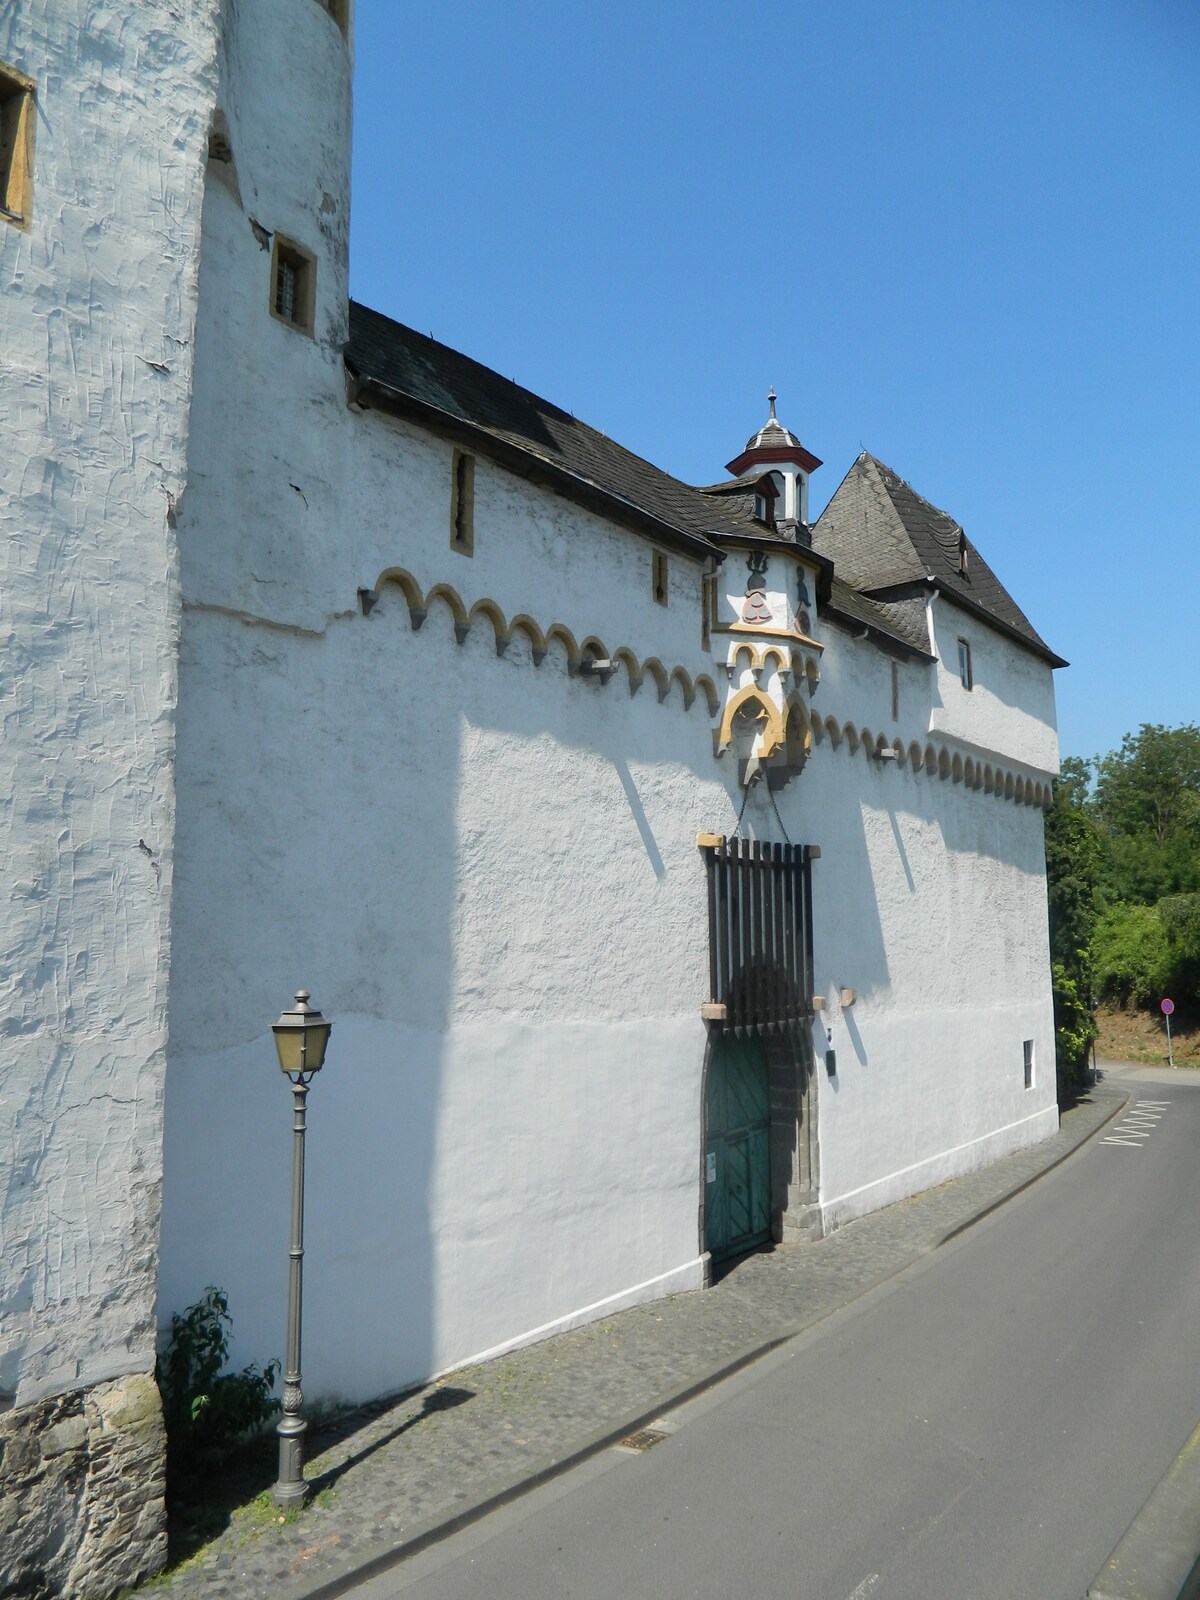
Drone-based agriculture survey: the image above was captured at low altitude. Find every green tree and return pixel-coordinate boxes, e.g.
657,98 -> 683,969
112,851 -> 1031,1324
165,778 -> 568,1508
1044,756 -> 1100,1093
1092,902 -> 1169,1008
1160,892 -> 1200,1003
1045,755 -> 1101,971
1092,724 -> 1200,903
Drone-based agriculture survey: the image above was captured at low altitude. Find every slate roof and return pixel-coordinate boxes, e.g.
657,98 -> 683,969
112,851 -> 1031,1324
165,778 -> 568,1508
344,305 -> 947,662
812,453 -> 1066,667
698,472 -> 776,496
743,417 -> 803,453
347,302 -> 752,555
824,580 -> 929,655
740,390 -> 805,455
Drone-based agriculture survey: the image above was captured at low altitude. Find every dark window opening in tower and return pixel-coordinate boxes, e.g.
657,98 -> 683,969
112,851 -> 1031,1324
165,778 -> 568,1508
767,472 -> 785,527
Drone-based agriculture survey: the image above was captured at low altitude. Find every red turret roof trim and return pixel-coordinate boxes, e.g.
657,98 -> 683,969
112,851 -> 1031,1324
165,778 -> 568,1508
725,442 -> 823,477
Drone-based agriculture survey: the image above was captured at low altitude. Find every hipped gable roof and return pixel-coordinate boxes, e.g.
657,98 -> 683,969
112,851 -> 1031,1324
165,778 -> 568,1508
813,453 -> 1066,667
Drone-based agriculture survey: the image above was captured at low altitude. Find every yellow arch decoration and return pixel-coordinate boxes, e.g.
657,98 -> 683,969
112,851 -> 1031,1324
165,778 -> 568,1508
671,666 -> 696,710
468,597 -> 509,653
374,566 -> 428,628
365,568 -> 1051,810
507,613 -> 547,664
715,683 -> 786,759
613,646 -> 643,693
545,622 -> 580,666
694,673 -> 720,717
782,697 -> 812,768
642,657 -> 671,702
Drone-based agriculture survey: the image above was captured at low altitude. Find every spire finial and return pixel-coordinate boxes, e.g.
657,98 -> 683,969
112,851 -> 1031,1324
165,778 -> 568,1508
768,388 -> 777,421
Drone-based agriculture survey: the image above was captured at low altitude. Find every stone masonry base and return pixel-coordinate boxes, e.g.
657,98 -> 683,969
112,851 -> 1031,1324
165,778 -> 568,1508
0,1371 -> 167,1600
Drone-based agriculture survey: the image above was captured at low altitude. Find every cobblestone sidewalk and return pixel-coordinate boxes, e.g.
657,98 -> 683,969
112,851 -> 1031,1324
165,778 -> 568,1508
145,1082 -> 1125,1600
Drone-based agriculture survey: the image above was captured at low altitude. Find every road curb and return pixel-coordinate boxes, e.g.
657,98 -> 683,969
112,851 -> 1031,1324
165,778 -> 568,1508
273,1087 -> 1129,1600
277,1335 -> 795,1600
1088,1420 -> 1200,1600
936,1082 -> 1129,1247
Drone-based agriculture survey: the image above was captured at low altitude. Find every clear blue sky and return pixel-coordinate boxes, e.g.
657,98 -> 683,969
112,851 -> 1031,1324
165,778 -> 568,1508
349,0 -> 1200,768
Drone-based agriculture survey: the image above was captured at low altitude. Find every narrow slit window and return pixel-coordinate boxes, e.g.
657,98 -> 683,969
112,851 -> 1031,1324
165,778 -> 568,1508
0,62 -> 36,230
1023,1039 -> 1034,1090
270,236 -> 316,335
891,660 -> 899,721
451,450 -> 474,555
956,637 -> 973,691
652,550 -> 668,607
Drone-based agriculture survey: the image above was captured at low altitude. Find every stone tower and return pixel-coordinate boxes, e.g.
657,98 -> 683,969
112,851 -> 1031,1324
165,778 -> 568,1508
0,2 -> 353,1592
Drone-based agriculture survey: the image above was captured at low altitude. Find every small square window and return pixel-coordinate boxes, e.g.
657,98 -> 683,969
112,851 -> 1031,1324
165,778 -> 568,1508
451,449 -> 474,555
269,235 -> 316,335
956,637 -> 973,691
652,550 -> 668,607
0,62 -> 36,230
1023,1039 -> 1034,1090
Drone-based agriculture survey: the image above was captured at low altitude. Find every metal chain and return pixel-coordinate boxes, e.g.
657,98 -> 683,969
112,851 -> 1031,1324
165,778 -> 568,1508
768,785 -> 792,844
730,782 -> 753,840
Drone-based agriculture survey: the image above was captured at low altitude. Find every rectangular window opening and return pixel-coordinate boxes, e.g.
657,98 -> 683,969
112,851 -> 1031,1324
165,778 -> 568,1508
451,450 -> 474,555
0,62 -> 36,229
956,637 -> 973,691
1023,1039 -> 1034,1090
890,661 -> 899,721
270,236 -> 316,334
653,550 -> 668,607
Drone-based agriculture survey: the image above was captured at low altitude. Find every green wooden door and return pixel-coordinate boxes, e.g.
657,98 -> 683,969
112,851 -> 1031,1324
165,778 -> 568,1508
704,1033 -> 771,1262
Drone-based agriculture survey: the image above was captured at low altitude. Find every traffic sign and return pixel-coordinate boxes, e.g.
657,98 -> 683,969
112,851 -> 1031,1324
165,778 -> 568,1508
1162,997 -> 1175,1016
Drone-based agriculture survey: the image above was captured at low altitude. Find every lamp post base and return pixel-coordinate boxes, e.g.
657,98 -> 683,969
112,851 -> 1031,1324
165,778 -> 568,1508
271,1417 -> 309,1509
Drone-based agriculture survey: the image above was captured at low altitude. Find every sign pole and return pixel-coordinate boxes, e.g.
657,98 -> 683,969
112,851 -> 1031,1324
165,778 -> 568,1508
1161,997 -> 1176,1068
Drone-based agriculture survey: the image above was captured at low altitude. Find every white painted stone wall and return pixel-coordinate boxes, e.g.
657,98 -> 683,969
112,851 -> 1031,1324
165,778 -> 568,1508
705,566 -> 1059,1231
155,0 -> 1062,1408
162,368 -> 1060,1399
800,716 -> 1057,1228
0,0 -> 217,1412
161,588 -> 727,1398
928,592 -> 1059,773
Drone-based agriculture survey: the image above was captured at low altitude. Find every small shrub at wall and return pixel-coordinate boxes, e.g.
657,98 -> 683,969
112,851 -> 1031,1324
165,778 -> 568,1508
157,1286 -> 279,1489
1052,960 -> 1097,1099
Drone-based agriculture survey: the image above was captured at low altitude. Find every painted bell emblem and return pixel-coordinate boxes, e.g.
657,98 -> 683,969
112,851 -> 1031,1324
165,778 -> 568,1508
741,551 -> 773,624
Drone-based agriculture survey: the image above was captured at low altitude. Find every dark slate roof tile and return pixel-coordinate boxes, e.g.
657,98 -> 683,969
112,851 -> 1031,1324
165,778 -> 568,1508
813,454 -> 1065,666
347,302 -> 749,551
824,577 -> 931,657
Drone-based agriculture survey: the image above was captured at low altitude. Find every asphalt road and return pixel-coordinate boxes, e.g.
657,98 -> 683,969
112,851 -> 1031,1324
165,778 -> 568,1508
357,1070 -> 1200,1600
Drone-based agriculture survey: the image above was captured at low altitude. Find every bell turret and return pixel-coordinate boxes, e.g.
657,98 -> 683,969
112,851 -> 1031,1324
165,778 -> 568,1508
725,390 -> 822,531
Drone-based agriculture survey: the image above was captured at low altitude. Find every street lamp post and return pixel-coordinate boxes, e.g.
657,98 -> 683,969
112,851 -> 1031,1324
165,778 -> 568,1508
270,989 -> 332,1510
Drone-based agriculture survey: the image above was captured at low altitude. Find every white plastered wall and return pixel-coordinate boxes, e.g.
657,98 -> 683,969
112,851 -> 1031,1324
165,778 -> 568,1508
157,0 -> 1062,1400
927,593 -> 1059,772
0,3 -> 218,1408
784,620 -> 1058,1229
161,577 -> 730,1399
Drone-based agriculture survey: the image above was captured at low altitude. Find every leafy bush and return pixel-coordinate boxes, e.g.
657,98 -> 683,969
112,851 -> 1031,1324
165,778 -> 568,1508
1160,892 -> 1200,1003
1092,902 -> 1169,1008
157,1287 -> 279,1487
1052,961 -> 1096,1097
